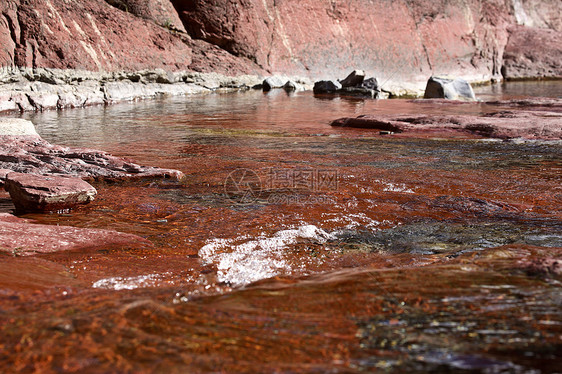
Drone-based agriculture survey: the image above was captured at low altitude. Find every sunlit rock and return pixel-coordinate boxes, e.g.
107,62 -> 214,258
0,213 -> 152,255
0,118 -> 39,136
262,76 -> 287,91
502,25 -> 562,79
4,172 -> 97,213
423,76 -> 476,101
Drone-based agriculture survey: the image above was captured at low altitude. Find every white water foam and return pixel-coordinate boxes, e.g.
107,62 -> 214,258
199,225 -> 336,287
92,272 -> 173,290
374,179 -> 415,194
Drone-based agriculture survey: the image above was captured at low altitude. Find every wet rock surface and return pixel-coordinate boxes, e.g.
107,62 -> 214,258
0,213 -> 151,255
4,173 -> 97,213
0,133 -> 185,181
0,90 -> 561,372
0,118 -> 184,215
331,100 -> 562,140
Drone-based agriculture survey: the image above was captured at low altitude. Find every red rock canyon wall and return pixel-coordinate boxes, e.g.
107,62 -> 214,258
1,0 -> 561,90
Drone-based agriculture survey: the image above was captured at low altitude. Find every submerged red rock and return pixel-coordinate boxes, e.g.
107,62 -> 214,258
0,213 -> 152,255
330,99 -> 562,140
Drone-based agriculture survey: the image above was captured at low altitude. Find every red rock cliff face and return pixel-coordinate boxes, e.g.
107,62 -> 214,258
1,0 -> 561,89
172,0 -> 562,90
0,0 -> 264,75
172,0 -> 561,90
0,0 -> 193,71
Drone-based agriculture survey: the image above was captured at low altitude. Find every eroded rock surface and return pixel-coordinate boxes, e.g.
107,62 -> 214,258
0,0 -> 560,98
171,0 -> 562,93
0,134 -> 185,181
502,25 -> 562,79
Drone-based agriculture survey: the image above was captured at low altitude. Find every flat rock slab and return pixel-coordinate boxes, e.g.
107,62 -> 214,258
0,133 -> 184,182
0,213 -> 152,256
4,172 -> 97,213
0,118 -> 40,135
331,101 -> 562,140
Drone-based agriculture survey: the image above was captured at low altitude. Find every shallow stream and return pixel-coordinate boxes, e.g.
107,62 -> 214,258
1,81 -> 561,372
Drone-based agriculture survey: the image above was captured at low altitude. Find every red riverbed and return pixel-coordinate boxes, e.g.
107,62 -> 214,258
1,82 -> 561,372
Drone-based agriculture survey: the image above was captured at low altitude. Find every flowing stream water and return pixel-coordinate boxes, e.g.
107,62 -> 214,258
0,81 -> 561,372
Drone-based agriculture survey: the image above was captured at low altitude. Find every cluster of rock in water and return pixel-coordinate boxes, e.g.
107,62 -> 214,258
0,64 -> 496,115
312,70 -> 389,99
261,70 -> 477,102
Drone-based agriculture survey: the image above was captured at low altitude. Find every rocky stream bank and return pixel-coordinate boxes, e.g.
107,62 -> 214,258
0,117 -> 184,255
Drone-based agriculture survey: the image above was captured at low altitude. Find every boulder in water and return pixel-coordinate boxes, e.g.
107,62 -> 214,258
423,76 -> 476,101
262,76 -> 287,91
313,80 -> 342,94
362,77 -> 380,91
339,70 -> 365,88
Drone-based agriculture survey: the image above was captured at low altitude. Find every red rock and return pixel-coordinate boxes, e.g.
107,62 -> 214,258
1,0 -> 561,94
112,0 -> 187,33
485,98 -> 562,112
2,0 -> 193,72
4,172 -> 97,213
518,257 -> 562,277
0,133 -> 185,181
171,0 -> 562,91
0,213 -> 152,255
330,100 -> 562,140
502,25 -> 562,79
0,257 -> 84,290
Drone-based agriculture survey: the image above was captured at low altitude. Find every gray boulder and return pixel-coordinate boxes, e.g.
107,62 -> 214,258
339,70 -> 365,88
313,80 -> 342,94
423,76 -> 476,101
262,76 -> 287,91
340,87 -> 389,99
283,80 -> 304,92
362,77 -> 379,90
